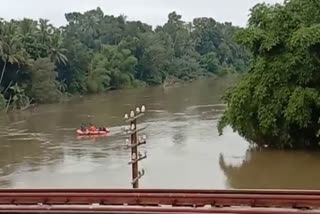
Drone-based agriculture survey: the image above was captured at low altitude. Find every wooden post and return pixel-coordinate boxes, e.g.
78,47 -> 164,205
131,119 -> 139,188
125,106 -> 147,189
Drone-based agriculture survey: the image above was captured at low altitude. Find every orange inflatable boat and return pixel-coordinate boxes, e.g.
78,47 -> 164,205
76,128 -> 110,136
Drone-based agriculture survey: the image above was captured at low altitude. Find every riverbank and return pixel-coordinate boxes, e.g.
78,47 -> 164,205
1,74 -> 240,114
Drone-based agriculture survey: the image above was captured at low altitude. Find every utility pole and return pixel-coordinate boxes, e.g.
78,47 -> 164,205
124,105 -> 147,188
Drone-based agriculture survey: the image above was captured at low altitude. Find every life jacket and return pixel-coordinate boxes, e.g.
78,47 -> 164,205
89,126 -> 96,132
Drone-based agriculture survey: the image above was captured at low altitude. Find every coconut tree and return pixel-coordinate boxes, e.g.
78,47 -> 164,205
48,30 -> 68,65
38,19 -> 53,44
17,18 -> 40,59
0,22 -> 26,87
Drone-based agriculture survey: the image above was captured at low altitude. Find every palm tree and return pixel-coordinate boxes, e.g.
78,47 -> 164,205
48,30 -> 68,65
38,19 -> 53,44
19,18 -> 37,37
18,19 -> 40,59
0,19 -> 4,57
37,19 -> 67,65
0,22 -> 26,87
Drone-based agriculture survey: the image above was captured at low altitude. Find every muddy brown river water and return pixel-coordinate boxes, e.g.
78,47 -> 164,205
0,77 -> 320,189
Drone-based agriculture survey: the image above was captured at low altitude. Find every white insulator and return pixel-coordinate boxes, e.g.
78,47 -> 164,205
136,107 -> 140,114
142,135 -> 147,141
124,114 -> 129,119
130,110 -> 135,118
131,124 -> 135,130
141,105 -> 146,113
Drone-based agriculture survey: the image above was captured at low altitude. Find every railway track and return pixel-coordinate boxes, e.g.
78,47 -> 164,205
0,189 -> 320,213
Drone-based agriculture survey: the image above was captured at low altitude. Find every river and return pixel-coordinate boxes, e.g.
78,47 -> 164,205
0,77 -> 320,189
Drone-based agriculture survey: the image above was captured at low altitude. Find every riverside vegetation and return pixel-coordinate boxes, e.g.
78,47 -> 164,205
218,0 -> 320,149
0,9 -> 249,112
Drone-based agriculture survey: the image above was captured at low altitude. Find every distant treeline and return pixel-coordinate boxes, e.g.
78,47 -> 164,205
0,8 -> 249,110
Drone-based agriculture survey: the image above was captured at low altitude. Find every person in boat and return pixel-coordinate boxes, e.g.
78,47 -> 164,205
80,123 -> 87,132
89,123 -> 97,132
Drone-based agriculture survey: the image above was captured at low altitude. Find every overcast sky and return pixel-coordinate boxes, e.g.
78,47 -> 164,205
1,0 -> 283,27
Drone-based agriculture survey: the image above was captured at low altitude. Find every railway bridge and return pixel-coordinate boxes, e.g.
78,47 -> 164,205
0,189 -> 320,213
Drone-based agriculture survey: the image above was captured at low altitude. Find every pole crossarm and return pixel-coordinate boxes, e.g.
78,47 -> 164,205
128,127 -> 147,135
128,154 -> 147,165
125,113 -> 144,123
131,169 -> 145,185
126,141 -> 146,149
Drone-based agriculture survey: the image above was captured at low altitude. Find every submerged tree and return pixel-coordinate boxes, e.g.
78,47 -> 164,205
218,0 -> 320,149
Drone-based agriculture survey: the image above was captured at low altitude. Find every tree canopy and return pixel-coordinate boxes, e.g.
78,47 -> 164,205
218,0 -> 320,149
0,9 -> 249,111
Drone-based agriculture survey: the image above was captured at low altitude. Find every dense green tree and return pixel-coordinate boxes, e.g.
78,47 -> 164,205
16,19 -> 40,59
58,38 -> 92,93
218,0 -> 320,149
0,21 -> 26,87
87,45 -> 137,93
192,17 -> 219,55
200,52 -> 221,74
160,12 -> 195,58
170,55 -> 205,81
48,32 -> 68,65
137,32 -> 174,84
28,58 -> 62,103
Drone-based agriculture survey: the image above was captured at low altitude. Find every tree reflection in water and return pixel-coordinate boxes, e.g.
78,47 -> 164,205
219,149 -> 320,189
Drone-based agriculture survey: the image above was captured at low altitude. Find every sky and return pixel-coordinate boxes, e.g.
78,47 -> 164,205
1,0 -> 283,27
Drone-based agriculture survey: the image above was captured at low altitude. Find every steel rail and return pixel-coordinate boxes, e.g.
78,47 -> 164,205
0,189 -> 320,195
0,189 -> 320,209
0,205 -> 319,214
